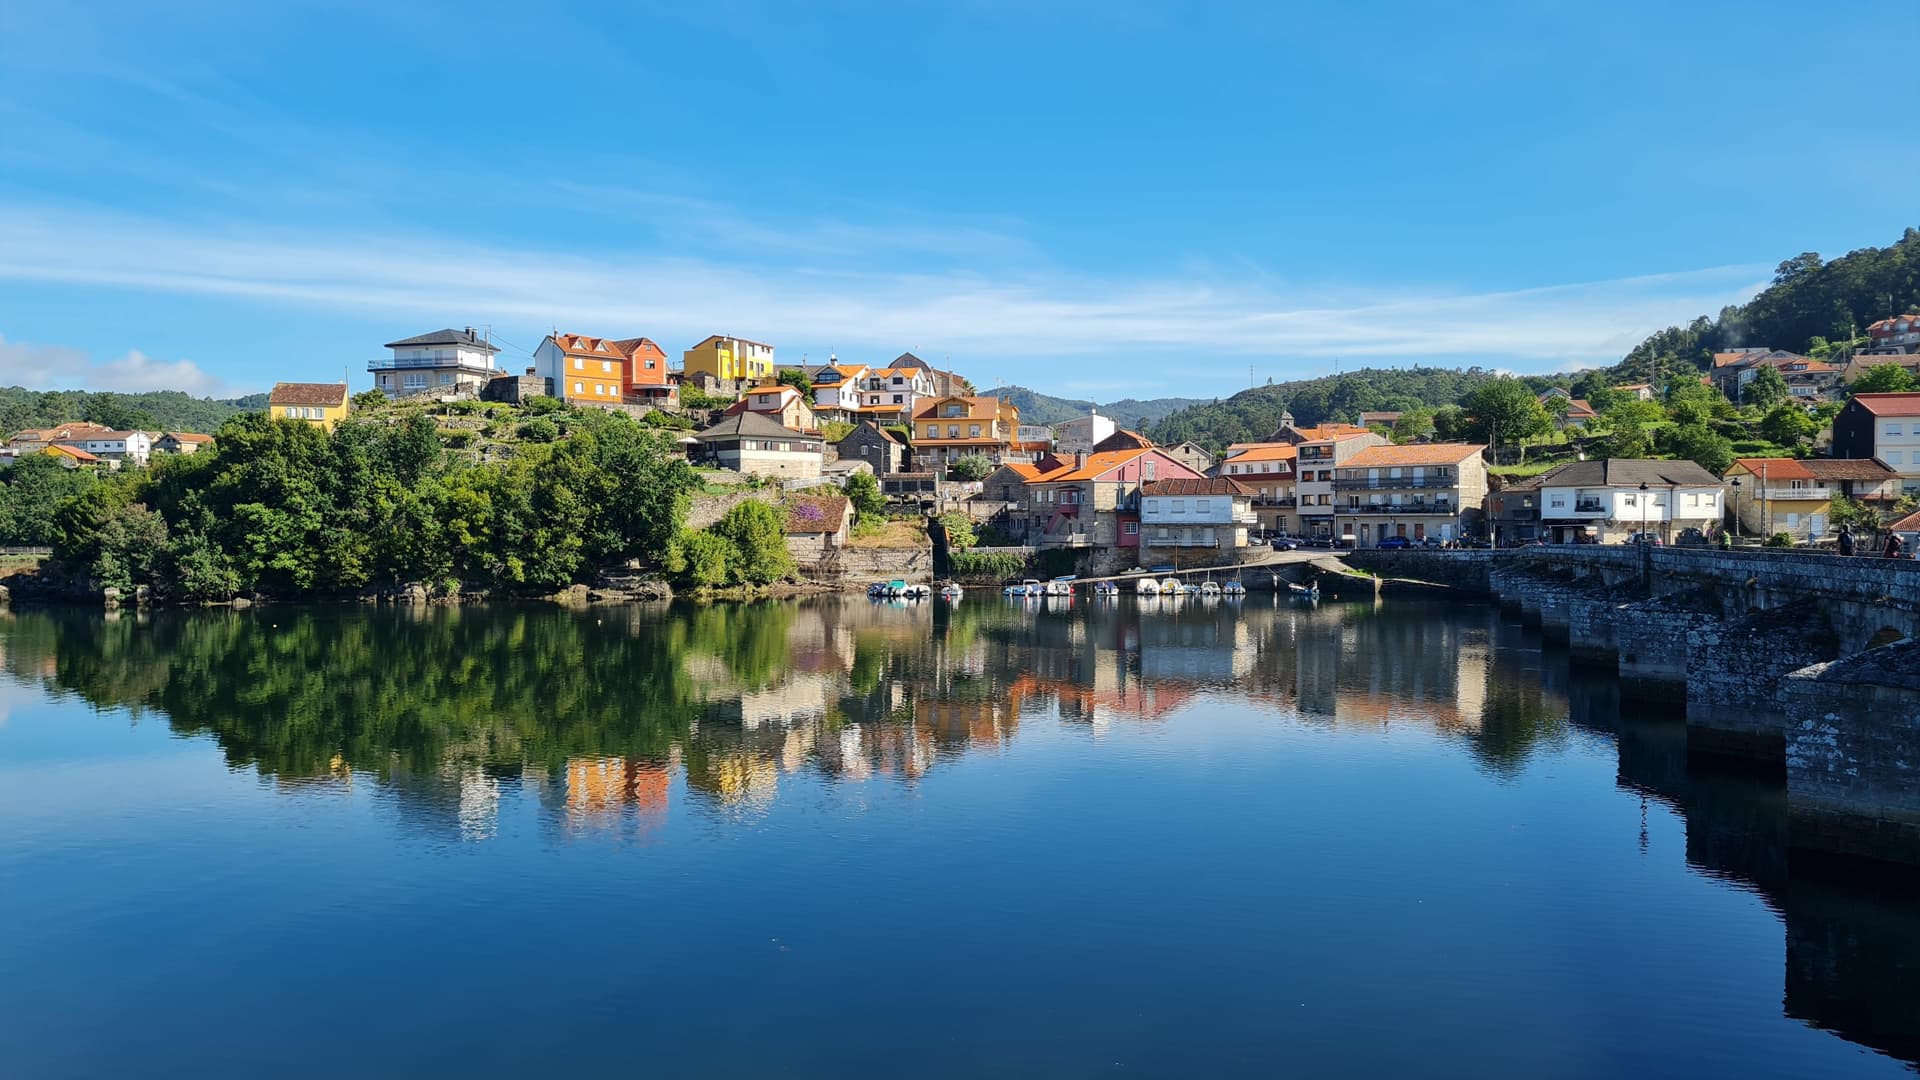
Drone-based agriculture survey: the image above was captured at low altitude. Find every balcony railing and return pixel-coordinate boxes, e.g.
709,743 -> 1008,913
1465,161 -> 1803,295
369,356 -> 500,373
1333,503 -> 1455,516
1334,477 -> 1457,489
1252,496 -> 1297,507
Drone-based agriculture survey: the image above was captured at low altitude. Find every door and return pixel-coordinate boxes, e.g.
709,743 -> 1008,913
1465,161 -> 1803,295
1809,512 -> 1826,538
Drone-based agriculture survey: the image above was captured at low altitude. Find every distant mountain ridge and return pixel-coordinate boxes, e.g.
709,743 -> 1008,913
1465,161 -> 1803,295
980,385 -> 1206,429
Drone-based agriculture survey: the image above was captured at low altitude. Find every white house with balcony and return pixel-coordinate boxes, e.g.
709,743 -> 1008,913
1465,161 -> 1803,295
1535,459 -> 1725,544
374,328 -> 501,396
1139,478 -> 1257,554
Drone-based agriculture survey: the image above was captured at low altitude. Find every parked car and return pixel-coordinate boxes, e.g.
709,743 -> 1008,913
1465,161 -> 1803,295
1331,536 -> 1356,550
1673,527 -> 1709,548
1375,536 -> 1412,550
1623,532 -> 1663,546
1270,537 -> 1301,551
1303,536 -> 1335,549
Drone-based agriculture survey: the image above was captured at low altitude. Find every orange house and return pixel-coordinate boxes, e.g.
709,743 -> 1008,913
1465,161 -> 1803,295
533,332 -> 629,406
613,336 -> 677,407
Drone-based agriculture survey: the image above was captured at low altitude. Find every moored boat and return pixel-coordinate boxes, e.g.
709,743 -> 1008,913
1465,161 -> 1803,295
1134,578 -> 1160,596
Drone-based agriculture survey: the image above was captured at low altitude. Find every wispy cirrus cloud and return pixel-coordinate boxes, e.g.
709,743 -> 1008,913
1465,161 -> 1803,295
0,203 -> 1768,381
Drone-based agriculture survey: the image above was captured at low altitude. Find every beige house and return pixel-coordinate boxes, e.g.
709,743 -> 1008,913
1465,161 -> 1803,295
1331,442 -> 1490,546
692,411 -> 825,478
1296,431 -> 1389,539
1722,457 -> 1900,541
727,383 -> 819,431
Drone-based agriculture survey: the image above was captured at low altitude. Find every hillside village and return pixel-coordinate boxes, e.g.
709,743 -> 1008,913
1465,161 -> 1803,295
6,261 -> 1920,595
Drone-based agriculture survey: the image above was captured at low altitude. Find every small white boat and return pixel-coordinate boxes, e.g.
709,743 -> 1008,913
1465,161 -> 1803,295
899,583 -> 932,600
1091,581 -> 1120,598
1199,581 -> 1222,597
1134,578 -> 1160,596
1005,579 -> 1043,597
1045,577 -> 1076,597
1288,581 -> 1321,602
1222,581 -> 1247,597
1159,579 -> 1183,596
938,583 -> 964,600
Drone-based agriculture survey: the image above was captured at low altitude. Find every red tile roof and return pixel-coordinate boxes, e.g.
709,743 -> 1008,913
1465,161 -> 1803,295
1850,393 -> 1920,417
1342,442 -> 1485,468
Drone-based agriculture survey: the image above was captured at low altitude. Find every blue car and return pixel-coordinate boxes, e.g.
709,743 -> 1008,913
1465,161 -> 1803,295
1376,536 -> 1412,550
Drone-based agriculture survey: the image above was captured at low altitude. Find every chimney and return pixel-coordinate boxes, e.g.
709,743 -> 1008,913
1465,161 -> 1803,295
1075,450 -> 1088,470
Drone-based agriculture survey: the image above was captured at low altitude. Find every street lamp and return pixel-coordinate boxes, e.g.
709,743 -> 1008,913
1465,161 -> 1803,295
1730,476 -> 1741,543
1639,481 -> 1649,542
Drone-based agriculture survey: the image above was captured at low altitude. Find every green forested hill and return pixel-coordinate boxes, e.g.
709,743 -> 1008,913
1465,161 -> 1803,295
1619,226 -> 1920,382
0,388 -> 267,434
1147,367 -> 1553,450
981,385 -> 1204,428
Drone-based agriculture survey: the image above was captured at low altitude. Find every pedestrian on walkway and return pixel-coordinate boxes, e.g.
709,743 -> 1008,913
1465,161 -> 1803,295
1884,532 -> 1904,560
1838,525 -> 1855,557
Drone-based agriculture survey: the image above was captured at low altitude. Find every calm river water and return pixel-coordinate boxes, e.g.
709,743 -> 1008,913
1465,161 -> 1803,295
1,597 -> 1917,1077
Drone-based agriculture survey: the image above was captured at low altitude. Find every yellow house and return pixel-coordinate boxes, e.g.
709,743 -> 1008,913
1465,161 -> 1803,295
683,334 -> 775,384
266,382 -> 350,431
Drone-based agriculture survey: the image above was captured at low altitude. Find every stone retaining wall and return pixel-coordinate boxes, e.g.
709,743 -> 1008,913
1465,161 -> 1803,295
1783,641 -> 1920,866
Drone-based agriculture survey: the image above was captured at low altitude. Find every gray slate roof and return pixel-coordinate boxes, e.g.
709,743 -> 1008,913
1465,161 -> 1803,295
694,411 -> 824,442
1536,459 -> 1723,487
383,328 -> 501,352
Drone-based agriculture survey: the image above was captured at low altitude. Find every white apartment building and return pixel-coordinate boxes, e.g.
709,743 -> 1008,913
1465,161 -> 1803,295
373,328 -> 501,396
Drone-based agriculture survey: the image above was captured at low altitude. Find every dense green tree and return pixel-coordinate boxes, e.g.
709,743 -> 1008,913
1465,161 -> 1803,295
777,369 -> 812,395
1431,405 -> 1468,441
843,471 -> 885,520
1460,378 -> 1551,452
948,454 -> 993,481
666,529 -> 734,588
1742,364 -> 1789,408
712,501 -> 793,585
0,455 -> 100,545
1597,425 -> 1651,460
1758,403 -> 1817,446
1661,423 -> 1736,476
1389,408 -> 1435,443
937,511 -> 977,551
1850,361 -> 1918,394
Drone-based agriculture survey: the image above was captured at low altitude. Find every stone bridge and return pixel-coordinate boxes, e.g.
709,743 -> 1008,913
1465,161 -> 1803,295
1344,547 -> 1920,866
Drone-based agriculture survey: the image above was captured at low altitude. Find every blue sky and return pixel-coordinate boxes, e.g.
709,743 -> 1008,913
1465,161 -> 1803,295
0,1 -> 1912,400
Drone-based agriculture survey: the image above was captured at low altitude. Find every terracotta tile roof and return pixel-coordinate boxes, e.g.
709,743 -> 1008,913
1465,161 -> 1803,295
1852,393 -> 1920,416
1030,448 -> 1155,483
1141,478 -> 1251,497
268,382 -> 348,407
1359,411 -> 1403,425
1729,457 -> 1814,481
912,396 -> 1004,423
164,432 -> 215,444
1564,399 -> 1598,418
550,332 -> 630,360
784,494 -> 849,535
1091,429 -> 1153,451
1889,509 -> 1920,533
1342,443 -> 1485,468
13,423 -> 115,443
1225,443 -> 1299,464
1000,462 -> 1045,480
45,444 -> 100,463
1803,458 -> 1900,482
1295,423 -> 1372,440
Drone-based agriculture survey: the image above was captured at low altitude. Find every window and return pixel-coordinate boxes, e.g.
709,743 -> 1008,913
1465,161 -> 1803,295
1143,461 -> 1156,480
1787,513 -> 1801,529
969,425 -> 982,438
1889,451 -> 1906,465
893,395 -> 903,404
1171,500 -> 1186,514
1623,494 -> 1637,507
573,357 -> 583,370
926,425 -> 938,438
1123,521 -> 1139,536
1549,496 -> 1565,508
284,407 -> 298,418
1889,424 -> 1904,437
1195,498 -> 1211,514
601,361 -> 612,374
1145,499 -> 1158,513
574,382 -> 584,395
